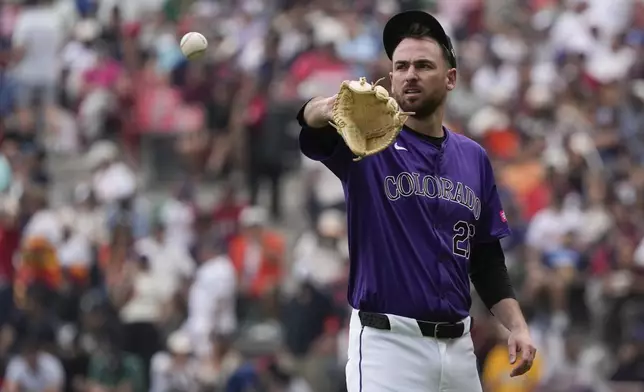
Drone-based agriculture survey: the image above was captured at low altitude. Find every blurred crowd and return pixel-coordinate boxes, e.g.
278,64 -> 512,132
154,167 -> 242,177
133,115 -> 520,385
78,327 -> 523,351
1,0 -> 644,391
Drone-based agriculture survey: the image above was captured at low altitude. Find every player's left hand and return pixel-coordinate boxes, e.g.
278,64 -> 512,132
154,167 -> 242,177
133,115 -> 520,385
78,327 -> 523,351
507,328 -> 537,377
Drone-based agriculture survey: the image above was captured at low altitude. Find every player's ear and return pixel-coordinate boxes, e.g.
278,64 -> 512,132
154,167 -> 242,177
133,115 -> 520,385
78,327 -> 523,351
446,68 -> 457,91
389,71 -> 394,93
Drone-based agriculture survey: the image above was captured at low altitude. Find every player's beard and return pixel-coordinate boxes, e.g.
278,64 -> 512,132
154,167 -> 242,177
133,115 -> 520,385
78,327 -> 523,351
394,89 -> 446,119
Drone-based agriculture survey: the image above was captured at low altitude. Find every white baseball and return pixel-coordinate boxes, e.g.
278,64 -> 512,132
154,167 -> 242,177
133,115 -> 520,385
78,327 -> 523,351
180,32 -> 208,60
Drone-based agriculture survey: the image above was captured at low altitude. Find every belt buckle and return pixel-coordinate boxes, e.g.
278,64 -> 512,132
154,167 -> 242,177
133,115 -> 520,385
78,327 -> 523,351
432,323 -> 440,338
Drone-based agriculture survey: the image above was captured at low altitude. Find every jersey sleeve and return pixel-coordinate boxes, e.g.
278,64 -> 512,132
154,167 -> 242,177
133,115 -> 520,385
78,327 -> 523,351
297,100 -> 353,181
474,149 -> 511,243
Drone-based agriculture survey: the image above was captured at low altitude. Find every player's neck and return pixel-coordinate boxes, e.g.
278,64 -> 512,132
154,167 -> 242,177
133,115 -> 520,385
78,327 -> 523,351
406,108 -> 445,138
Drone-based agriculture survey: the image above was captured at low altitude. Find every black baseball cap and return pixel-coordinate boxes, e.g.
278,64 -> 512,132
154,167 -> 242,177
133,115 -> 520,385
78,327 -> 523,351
383,10 -> 457,69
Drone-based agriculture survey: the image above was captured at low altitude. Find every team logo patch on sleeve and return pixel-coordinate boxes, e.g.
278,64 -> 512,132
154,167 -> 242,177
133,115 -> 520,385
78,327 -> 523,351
500,210 -> 507,222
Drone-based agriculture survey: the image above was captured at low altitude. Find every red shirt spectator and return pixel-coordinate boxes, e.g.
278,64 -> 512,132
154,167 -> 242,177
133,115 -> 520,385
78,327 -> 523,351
228,207 -> 284,299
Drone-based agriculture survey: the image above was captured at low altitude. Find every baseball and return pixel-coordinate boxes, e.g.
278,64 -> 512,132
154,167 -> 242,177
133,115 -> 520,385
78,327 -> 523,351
180,32 -> 208,60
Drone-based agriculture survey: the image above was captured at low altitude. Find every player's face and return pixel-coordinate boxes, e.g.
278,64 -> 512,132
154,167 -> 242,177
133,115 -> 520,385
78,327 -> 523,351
389,38 -> 456,118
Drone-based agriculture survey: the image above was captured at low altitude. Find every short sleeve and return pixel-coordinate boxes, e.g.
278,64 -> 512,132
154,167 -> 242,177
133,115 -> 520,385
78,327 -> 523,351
297,100 -> 353,181
474,150 -> 511,243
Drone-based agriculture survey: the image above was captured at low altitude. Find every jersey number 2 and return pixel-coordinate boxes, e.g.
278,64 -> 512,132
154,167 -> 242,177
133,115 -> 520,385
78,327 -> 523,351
452,221 -> 475,258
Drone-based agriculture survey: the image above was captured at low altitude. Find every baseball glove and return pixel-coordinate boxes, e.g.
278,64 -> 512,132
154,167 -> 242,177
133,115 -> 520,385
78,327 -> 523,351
329,77 -> 413,161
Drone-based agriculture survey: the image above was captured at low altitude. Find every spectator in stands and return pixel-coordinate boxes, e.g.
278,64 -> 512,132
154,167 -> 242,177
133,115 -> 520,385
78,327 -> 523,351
135,221 -> 195,299
245,81 -> 286,221
149,330 -> 200,392
9,0 -> 66,134
196,333 -> 243,391
281,275 -> 337,391
292,209 -> 348,289
262,356 -> 313,392
115,253 -> 164,389
540,329 -> 598,392
157,181 -> 197,251
185,239 -> 237,359
58,184 -> 108,248
56,216 -> 92,288
229,206 -> 285,320
4,335 -> 64,392
60,18 -> 101,108
87,140 -> 136,206
77,41 -> 124,143
211,181 -> 246,245
205,82 -> 233,176
85,330 -> 145,392
523,188 -> 582,328
302,159 -> 346,227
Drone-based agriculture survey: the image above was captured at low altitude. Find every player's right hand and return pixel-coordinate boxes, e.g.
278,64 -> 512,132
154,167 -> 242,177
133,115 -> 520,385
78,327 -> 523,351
508,328 -> 537,377
303,95 -> 337,128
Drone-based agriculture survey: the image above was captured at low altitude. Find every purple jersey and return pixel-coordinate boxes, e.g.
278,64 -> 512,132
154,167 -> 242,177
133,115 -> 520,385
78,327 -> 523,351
299,117 -> 511,322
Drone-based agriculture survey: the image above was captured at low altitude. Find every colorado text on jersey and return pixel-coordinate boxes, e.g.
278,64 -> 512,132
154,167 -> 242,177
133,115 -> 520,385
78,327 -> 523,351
383,171 -> 482,220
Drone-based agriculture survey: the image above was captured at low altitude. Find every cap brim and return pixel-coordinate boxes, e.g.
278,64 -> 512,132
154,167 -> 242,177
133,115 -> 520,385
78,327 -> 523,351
383,10 -> 454,66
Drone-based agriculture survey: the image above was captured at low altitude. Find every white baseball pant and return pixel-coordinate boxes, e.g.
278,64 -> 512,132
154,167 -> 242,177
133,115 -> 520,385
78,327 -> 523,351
345,309 -> 482,392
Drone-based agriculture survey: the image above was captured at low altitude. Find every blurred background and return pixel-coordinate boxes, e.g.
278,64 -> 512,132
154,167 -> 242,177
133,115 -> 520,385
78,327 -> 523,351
1,0 -> 644,391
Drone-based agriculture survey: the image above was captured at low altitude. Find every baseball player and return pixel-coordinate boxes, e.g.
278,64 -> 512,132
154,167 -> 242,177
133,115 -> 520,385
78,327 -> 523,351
296,10 -> 537,392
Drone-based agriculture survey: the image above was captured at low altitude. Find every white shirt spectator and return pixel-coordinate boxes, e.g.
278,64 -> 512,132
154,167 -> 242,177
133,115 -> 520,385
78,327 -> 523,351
150,352 -> 200,392
135,236 -> 195,297
585,44 -> 636,84
11,5 -> 66,85
159,197 -> 196,251
4,352 -> 65,392
150,331 -> 200,392
61,39 -> 98,98
471,63 -> 519,103
58,205 -> 108,246
586,0 -> 634,39
186,255 -> 237,357
526,205 -> 581,253
302,158 -> 344,209
292,232 -> 347,288
57,232 -> 92,270
549,7 -> 595,55
578,206 -> 613,246
62,19 -> 100,72
23,209 -> 63,247
490,31 -> 528,64
92,161 -> 138,204
120,270 -> 168,324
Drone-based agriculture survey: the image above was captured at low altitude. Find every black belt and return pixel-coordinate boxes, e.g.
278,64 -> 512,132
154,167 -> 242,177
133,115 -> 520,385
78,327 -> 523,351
358,311 -> 470,339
